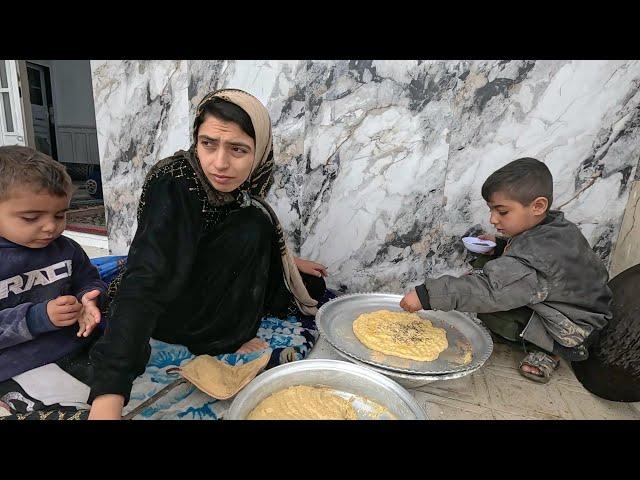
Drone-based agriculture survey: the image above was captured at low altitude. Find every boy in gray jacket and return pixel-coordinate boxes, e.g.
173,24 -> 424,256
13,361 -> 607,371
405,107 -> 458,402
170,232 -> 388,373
401,157 -> 612,383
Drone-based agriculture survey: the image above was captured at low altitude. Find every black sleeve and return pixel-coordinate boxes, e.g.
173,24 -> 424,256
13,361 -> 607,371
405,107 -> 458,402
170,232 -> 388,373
88,173 -> 202,405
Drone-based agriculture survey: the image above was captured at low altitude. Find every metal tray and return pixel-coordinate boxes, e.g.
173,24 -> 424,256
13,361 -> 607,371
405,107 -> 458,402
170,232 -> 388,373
316,293 -> 493,375
226,359 -> 427,420
327,344 -> 487,388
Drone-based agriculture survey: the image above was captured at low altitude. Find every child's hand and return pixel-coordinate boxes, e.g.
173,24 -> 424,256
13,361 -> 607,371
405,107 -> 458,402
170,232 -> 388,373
77,289 -> 102,338
478,234 -> 496,255
478,233 -> 496,242
399,290 -> 422,312
47,296 -> 84,327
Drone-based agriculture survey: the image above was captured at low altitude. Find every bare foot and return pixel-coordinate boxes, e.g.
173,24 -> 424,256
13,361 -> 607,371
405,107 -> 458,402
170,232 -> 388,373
521,364 -> 543,376
236,338 -> 269,354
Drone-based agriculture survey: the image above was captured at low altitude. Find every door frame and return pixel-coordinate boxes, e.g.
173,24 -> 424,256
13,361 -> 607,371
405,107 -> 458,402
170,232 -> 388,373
0,60 -> 27,146
25,61 -> 59,159
16,61 -> 36,148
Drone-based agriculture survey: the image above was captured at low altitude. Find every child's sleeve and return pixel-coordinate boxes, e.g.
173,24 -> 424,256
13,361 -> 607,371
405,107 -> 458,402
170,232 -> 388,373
69,241 -> 108,304
416,256 -> 547,313
0,301 -> 58,350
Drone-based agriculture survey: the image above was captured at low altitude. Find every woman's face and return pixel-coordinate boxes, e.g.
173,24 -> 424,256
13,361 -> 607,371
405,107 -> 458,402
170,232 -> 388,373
196,114 -> 256,193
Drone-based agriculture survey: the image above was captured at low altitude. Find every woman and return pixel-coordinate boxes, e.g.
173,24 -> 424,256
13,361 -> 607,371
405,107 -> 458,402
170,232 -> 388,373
88,89 -> 327,420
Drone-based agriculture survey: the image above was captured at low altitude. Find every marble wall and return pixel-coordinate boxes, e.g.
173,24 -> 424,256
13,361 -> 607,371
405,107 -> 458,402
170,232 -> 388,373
90,60 -> 190,251
91,60 -> 640,293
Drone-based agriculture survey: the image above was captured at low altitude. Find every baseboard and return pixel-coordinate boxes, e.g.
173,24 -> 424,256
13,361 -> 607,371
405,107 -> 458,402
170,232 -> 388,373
63,230 -> 110,250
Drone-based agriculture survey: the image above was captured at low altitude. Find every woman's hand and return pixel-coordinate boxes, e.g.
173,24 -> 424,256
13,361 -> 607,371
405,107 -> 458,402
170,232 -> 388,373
294,257 -> 328,278
88,394 -> 125,420
236,338 -> 269,354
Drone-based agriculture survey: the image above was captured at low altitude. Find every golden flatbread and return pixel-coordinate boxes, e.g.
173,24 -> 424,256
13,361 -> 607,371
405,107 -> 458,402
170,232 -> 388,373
247,385 -> 359,420
353,310 -> 448,362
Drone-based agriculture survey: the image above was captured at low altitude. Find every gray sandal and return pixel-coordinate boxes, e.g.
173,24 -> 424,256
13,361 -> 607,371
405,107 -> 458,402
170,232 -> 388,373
519,351 -> 560,384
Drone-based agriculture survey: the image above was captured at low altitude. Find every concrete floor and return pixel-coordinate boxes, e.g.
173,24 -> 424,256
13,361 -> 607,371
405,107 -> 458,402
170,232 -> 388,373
310,336 -> 640,420
81,245 -> 640,420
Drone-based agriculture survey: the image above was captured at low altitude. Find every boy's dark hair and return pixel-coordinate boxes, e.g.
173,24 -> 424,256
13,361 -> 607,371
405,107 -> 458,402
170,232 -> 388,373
481,157 -> 553,210
192,97 -> 256,145
0,146 -> 73,201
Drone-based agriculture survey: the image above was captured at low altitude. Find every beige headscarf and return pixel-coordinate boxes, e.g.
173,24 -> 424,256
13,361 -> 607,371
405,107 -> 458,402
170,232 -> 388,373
186,88 -> 318,315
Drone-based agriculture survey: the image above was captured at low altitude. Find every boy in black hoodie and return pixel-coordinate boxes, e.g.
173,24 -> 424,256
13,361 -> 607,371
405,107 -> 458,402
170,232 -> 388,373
0,146 -> 106,381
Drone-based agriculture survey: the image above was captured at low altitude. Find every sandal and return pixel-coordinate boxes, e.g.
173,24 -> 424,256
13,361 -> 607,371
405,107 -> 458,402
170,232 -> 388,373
519,351 -> 559,384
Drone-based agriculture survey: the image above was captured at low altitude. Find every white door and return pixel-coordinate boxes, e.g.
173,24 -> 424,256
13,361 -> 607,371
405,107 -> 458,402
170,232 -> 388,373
0,60 -> 26,146
26,63 -> 54,155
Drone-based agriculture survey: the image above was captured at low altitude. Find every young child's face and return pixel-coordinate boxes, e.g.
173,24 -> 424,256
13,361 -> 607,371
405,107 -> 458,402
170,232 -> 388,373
0,185 -> 70,248
487,191 -> 548,237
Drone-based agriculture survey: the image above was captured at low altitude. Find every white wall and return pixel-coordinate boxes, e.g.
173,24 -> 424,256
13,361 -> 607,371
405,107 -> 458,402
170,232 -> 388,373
92,60 -> 640,292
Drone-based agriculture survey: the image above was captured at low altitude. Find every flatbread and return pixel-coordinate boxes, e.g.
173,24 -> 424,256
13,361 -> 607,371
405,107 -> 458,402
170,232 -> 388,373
353,310 -> 448,362
247,385 -> 358,420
